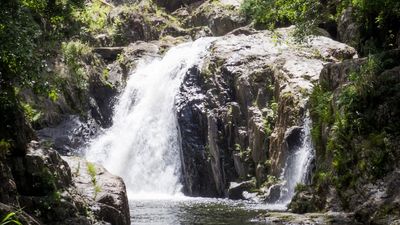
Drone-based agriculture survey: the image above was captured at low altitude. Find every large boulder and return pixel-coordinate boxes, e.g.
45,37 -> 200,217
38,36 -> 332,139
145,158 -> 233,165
11,141 -> 72,196
227,180 -> 255,200
63,157 -> 130,225
177,0 -> 247,36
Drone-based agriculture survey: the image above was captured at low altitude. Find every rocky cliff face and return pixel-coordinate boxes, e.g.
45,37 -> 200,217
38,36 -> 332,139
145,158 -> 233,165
177,27 -> 356,197
289,50 -> 400,224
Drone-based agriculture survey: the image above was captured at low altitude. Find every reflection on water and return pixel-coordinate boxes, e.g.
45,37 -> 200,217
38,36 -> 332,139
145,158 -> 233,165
130,198 -> 268,225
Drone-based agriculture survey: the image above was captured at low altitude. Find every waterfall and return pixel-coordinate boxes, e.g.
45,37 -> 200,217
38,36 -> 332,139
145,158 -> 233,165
272,115 -> 315,207
85,38 -> 214,199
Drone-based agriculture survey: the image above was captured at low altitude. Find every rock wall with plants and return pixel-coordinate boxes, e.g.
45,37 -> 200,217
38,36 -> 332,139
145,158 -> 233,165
1,0 -> 400,223
289,50 -> 400,224
177,27 -> 356,197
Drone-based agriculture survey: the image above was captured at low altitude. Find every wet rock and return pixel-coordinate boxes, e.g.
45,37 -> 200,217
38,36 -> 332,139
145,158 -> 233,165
176,66 -> 218,197
37,115 -> 100,155
208,113 -> 226,196
284,126 -> 303,152
288,188 -> 322,214
259,211 -> 359,225
265,184 -> 282,203
63,156 -> 130,225
227,180 -> 255,200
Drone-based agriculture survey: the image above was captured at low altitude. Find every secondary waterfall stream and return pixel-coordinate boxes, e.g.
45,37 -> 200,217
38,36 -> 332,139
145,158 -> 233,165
270,115 -> 315,209
86,38 -> 214,199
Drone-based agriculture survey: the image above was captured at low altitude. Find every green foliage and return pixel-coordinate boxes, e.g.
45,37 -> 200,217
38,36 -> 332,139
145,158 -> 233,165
61,40 -> 92,88
0,212 -> 22,225
241,0 -> 325,38
346,0 -> 400,53
102,68 -> 110,81
294,183 -> 307,192
0,0 -> 84,90
48,88 -> 59,102
21,103 -> 42,123
86,162 -> 102,199
241,0 -> 400,52
260,175 -> 279,189
86,162 -> 97,183
72,0 -> 112,35
0,139 -> 12,158
310,52 -> 400,196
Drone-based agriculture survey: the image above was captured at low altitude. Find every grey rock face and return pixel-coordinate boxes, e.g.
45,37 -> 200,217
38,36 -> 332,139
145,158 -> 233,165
177,27 -> 356,197
337,7 -> 360,49
108,4 -> 187,46
179,0 -> 248,36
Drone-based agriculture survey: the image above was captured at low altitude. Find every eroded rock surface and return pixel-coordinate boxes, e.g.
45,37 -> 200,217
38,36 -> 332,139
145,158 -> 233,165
177,26 -> 356,197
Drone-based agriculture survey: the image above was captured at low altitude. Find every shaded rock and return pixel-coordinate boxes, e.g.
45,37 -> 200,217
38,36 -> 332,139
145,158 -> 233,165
176,66 -> 218,197
338,7 -> 360,49
11,141 -> 72,196
0,202 -> 42,225
63,156 -> 130,225
155,0 -> 202,12
319,58 -> 366,91
93,47 -> 124,62
207,113 -> 226,196
284,126 -> 303,153
227,180 -> 255,200
265,184 -> 282,203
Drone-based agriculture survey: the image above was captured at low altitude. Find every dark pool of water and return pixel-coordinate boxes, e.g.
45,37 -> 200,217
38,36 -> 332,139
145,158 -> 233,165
130,198 -> 270,225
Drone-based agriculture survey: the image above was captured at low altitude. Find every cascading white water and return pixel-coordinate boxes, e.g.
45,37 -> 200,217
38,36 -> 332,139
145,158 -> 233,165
85,38 -> 214,199
273,115 -> 315,207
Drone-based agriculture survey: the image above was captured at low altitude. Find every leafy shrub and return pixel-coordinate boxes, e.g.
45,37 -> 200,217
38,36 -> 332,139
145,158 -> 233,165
310,52 -> 400,196
241,0 -> 326,39
72,0 -> 112,35
61,40 -> 92,88
0,212 -> 22,225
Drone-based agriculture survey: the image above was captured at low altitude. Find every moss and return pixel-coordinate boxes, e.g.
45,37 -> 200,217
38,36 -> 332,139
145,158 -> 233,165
0,139 -> 12,158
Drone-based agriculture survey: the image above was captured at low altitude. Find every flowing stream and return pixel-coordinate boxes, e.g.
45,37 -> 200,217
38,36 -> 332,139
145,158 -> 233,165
85,38 -> 315,224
